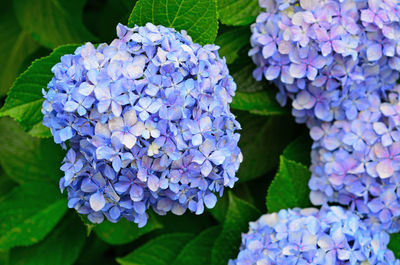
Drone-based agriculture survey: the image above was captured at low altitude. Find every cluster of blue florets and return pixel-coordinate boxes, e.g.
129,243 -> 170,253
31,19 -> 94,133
234,0 -> 400,263
42,23 -> 242,226
230,206 -> 399,265
249,0 -> 400,230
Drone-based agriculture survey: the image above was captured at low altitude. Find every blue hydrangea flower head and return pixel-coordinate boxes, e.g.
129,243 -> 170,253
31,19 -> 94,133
230,205 -> 399,265
42,23 -> 242,226
250,0 -> 400,124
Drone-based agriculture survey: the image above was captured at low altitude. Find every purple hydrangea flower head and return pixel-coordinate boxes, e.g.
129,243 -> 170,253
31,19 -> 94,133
250,0 -> 400,124
230,205 -> 399,265
42,23 -> 242,227
309,86 -> 400,232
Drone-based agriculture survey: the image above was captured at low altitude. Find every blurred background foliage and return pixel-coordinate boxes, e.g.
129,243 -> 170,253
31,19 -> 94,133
0,0 -> 313,264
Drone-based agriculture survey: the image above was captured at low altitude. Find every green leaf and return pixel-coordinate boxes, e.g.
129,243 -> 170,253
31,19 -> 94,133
0,45 -> 80,137
117,233 -> 194,265
236,113 -> 297,182
9,213 -> 86,265
282,134 -> 312,166
0,2 -> 39,97
0,118 -> 64,184
218,0 -> 262,26
173,226 -> 221,265
0,182 -> 67,250
229,64 -> 287,116
13,0 -> 97,48
129,0 -> 218,45
0,170 -> 17,197
267,156 -> 311,212
215,27 -> 251,64
232,64 -> 266,93
389,233 -> 400,259
94,216 -> 162,245
211,193 -> 260,265
231,91 -> 286,116
208,192 -> 229,223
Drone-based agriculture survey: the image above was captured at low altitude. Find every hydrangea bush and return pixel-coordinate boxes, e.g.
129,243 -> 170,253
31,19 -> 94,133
0,0 -> 400,264
42,23 -> 242,226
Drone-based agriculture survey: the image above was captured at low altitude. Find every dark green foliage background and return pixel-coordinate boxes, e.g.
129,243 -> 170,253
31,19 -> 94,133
1,0 -> 396,264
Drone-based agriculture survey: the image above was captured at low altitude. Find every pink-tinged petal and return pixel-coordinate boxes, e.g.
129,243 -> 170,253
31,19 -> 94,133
331,40 -> 345,54
321,42 -> 332,57
289,63 -> 307,78
380,103 -> 396,116
123,109 -> 138,126
361,10 -> 375,23
317,235 -> 334,251
148,175 -> 159,192
302,11 -> 315,24
90,191 -> 106,211
307,66 -> 318,81
373,122 -> 388,135
367,43 -> 382,61
262,42 -> 277,59
257,35 -> 273,46
376,159 -> 394,179
314,27 -> 329,41
95,122 -> 111,138
108,116 -> 124,131
131,122 -> 145,136
299,0 -> 317,10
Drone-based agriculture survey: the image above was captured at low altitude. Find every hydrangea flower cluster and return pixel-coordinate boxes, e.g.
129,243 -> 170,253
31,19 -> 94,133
249,0 -> 400,124
309,86 -> 400,232
230,206 -> 399,265
42,23 -> 242,226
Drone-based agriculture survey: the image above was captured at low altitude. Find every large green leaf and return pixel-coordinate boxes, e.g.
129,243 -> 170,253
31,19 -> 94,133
389,233 -> 400,259
173,226 -> 221,265
282,134 -> 312,166
215,27 -> 251,64
0,45 -> 80,137
267,156 -> 311,212
0,118 -> 64,184
129,0 -> 218,45
0,182 -> 67,250
117,233 -> 195,265
9,213 -> 85,265
211,193 -> 260,265
231,91 -> 286,116
218,0 -> 261,26
0,1 -> 39,97
236,113 -> 296,182
94,215 -> 162,245
13,0 -> 96,48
